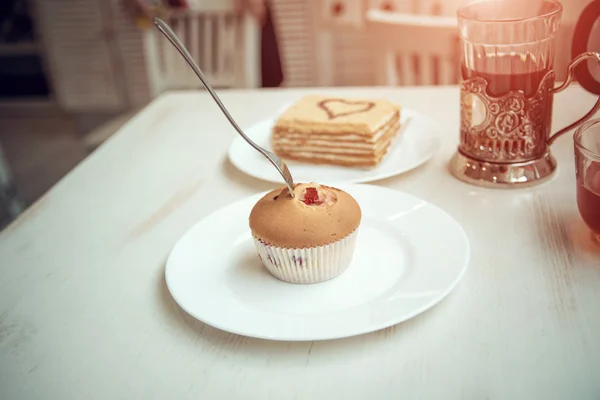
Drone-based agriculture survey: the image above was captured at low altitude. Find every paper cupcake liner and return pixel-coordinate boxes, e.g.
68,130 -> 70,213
252,230 -> 359,284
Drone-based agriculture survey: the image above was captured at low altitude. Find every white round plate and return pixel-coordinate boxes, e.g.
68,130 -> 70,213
166,184 -> 469,341
228,109 -> 441,184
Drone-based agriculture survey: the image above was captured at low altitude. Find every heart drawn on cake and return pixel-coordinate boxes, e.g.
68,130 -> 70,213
318,99 -> 376,120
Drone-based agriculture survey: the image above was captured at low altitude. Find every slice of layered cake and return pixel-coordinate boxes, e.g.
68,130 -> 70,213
272,95 -> 402,168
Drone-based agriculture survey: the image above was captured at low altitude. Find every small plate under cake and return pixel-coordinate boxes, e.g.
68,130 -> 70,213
228,104 -> 441,185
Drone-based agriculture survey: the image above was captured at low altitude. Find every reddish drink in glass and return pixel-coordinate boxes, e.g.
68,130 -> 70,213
460,55 -> 552,98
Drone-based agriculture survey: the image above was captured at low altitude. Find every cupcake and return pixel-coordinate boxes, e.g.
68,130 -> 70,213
249,183 -> 361,284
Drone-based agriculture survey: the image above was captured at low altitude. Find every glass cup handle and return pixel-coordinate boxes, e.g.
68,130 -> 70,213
547,51 -> 600,146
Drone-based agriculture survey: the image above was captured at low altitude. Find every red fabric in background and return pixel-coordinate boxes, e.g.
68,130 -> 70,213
261,1 -> 283,87
166,0 -> 187,8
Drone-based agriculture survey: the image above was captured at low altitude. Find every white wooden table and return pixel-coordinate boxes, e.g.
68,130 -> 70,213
1,86 -> 599,399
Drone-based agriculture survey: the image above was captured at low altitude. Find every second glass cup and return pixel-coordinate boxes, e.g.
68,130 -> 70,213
575,119 -> 600,242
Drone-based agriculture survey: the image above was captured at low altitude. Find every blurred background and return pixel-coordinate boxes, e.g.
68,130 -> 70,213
0,0 -> 598,228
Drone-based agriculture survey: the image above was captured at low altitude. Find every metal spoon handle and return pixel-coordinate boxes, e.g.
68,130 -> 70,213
153,17 -> 295,196
153,17 -> 263,155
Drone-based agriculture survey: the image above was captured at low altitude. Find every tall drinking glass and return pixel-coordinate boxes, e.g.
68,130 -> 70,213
450,0 -> 600,188
575,119 -> 600,243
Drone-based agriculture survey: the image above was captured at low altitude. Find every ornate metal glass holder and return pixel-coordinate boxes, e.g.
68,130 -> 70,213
451,0 -> 600,188
450,52 -> 600,188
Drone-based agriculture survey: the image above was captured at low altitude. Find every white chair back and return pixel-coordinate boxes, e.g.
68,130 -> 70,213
367,10 -> 460,86
271,0 -> 321,87
153,2 -> 259,90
